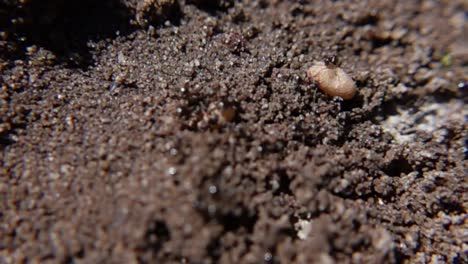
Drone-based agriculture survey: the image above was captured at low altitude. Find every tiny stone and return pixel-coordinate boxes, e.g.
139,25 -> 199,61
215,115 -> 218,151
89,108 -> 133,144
167,167 -> 177,176
209,185 -> 217,194
264,252 -> 273,262
295,219 -> 312,240
169,148 -> 178,156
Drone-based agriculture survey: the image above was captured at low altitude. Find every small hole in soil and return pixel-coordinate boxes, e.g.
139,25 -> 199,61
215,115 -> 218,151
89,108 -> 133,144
370,36 -> 392,49
217,210 -> 257,232
440,198 -> 465,215
354,13 -> 379,26
206,236 -> 221,262
258,0 -> 269,9
144,220 -> 171,253
273,170 -> 292,196
200,206 -> 257,260
340,93 -> 364,112
291,7 -> 304,17
0,134 -> 15,149
393,247 -> 410,263
384,158 -> 413,177
195,200 -> 258,233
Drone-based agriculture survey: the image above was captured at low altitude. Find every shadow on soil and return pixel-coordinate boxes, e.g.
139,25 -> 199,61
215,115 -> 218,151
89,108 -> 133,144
1,0 -> 135,68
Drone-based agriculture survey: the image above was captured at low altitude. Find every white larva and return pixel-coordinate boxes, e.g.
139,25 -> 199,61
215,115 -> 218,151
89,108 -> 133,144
307,61 -> 357,100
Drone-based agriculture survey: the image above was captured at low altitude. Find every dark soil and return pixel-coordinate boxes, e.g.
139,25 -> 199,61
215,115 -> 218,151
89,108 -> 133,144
1,0 -> 467,263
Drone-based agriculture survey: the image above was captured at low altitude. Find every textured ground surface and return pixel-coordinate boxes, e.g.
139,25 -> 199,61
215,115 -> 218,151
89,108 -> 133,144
0,0 -> 467,263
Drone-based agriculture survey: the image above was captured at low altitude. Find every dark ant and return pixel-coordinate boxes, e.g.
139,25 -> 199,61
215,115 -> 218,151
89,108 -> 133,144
324,55 -> 339,69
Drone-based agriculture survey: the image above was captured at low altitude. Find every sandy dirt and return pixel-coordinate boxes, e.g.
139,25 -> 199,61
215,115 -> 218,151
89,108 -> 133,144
0,0 -> 467,263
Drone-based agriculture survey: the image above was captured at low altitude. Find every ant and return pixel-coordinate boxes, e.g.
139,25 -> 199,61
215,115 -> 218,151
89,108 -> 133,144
324,55 -> 339,69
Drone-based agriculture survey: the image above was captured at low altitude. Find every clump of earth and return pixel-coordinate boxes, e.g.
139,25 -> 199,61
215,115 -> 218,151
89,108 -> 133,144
0,0 -> 467,263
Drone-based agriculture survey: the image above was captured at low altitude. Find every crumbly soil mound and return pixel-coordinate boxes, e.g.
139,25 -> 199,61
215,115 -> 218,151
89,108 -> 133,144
1,0 -> 467,263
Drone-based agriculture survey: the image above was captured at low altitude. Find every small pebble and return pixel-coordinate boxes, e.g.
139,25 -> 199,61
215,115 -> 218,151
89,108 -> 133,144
457,82 -> 467,90
209,185 -> 217,194
307,61 -> 357,100
167,167 -> 177,176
